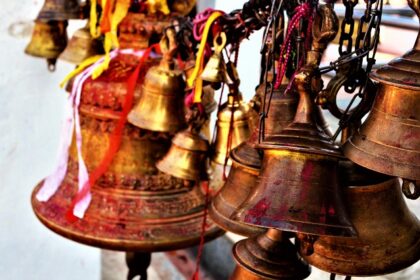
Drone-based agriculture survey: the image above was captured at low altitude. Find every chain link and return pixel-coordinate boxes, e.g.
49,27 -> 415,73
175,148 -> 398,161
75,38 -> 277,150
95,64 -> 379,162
339,0 -> 358,55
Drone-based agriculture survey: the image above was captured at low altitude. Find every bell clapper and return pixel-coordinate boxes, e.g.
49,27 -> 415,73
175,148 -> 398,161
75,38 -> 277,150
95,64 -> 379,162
46,58 -> 57,72
125,252 -> 152,280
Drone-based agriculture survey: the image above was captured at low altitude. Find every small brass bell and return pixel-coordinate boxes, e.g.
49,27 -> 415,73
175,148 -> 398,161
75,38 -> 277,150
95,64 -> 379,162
233,68 -> 356,237
37,0 -> 85,20
128,33 -> 187,133
169,0 -> 197,16
231,229 -> 311,280
344,0 -> 420,199
298,174 -> 420,276
59,23 -> 104,64
25,20 -> 68,71
201,32 -> 228,86
211,92 -> 251,165
157,127 -> 209,181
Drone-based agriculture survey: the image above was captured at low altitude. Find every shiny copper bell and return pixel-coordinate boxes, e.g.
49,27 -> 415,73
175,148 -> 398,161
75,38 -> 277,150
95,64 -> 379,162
128,56 -> 187,133
31,54 -> 222,252
233,69 -> 356,237
38,0 -> 85,20
231,229 -> 311,280
157,127 -> 209,181
298,171 -> 420,276
25,20 -> 68,71
201,33 -> 228,85
344,0 -> 420,199
59,23 -> 104,64
209,83 -> 298,236
211,93 -> 251,165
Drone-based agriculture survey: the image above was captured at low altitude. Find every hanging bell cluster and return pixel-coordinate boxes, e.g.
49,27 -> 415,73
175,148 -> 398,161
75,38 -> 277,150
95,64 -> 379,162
25,0 -> 89,70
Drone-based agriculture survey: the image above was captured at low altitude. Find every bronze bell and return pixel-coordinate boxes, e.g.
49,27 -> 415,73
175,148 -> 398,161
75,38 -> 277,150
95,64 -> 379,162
37,0 -> 85,20
25,20 -> 68,71
344,0 -> 420,198
233,68 -> 356,237
201,33 -> 228,85
59,23 -> 104,64
128,53 -> 187,133
211,92 -> 251,165
31,53 -> 222,252
209,83 -> 298,236
231,229 -> 311,280
298,172 -> 420,276
157,127 -> 209,181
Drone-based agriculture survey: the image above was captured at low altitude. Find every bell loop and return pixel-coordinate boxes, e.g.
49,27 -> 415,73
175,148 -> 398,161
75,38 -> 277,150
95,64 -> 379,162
402,179 -> 420,200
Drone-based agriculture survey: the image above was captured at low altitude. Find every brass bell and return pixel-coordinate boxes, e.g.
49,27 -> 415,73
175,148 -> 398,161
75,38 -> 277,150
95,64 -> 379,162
231,229 -> 311,280
157,127 -> 209,181
25,20 -> 68,71
298,174 -> 420,276
59,23 -> 104,64
31,53 -> 222,252
209,83 -> 298,236
233,68 -> 356,237
128,52 -> 187,133
209,142 -> 263,236
210,92 -> 251,165
201,32 -> 228,85
169,0 -> 197,16
37,0 -> 85,20
344,0 -> 420,198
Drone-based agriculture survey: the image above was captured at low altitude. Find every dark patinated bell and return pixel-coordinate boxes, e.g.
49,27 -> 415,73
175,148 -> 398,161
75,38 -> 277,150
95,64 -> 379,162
298,166 -> 420,276
233,69 -> 356,237
231,229 -> 311,280
344,0 -> 420,198
209,83 -> 298,237
31,54 -> 222,252
59,23 -> 104,64
37,0 -> 85,20
25,20 -> 68,71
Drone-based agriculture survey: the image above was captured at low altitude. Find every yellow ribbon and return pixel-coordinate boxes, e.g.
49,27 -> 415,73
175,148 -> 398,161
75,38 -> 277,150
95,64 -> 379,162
147,0 -> 171,15
91,0 -> 131,80
60,55 -> 104,88
89,0 -> 101,38
187,11 -> 223,103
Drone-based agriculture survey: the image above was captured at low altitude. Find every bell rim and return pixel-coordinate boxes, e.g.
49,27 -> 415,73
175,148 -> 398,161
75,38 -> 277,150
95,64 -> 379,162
31,181 -> 224,252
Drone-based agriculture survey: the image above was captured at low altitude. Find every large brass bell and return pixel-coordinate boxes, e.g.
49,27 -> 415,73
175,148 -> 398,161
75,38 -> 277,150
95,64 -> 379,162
211,92 -> 251,165
231,229 -> 311,280
201,32 -> 228,85
344,0 -> 420,199
157,126 -> 209,181
128,49 -> 187,133
59,23 -> 104,64
209,83 -> 298,236
31,54 -> 222,251
233,68 -> 356,237
25,20 -> 68,71
298,173 -> 420,276
38,0 -> 85,20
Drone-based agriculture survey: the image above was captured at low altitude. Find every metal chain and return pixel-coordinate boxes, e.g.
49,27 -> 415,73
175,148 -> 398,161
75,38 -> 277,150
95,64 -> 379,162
339,0 -> 358,55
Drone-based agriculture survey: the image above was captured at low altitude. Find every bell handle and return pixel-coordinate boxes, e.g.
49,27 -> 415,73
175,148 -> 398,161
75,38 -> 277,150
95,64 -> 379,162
402,179 -> 420,200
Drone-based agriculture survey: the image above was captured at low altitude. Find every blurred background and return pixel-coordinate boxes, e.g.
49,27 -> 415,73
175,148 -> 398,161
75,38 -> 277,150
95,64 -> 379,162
0,0 -> 419,279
